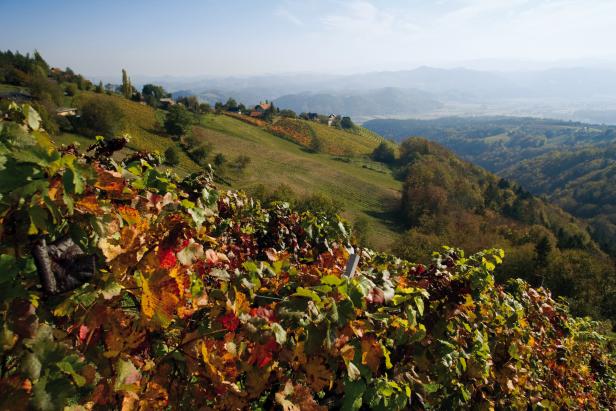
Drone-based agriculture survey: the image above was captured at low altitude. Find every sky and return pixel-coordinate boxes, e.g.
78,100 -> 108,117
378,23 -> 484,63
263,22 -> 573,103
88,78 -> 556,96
1,0 -> 616,77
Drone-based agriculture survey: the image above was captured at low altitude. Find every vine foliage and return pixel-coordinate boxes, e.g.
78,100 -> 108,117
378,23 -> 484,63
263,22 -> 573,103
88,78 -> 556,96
0,103 -> 614,410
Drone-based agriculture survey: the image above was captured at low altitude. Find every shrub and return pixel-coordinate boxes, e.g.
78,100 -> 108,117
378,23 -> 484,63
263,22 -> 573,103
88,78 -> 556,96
340,116 -> 354,129
309,135 -> 322,153
371,142 -> 396,164
65,83 -> 78,97
164,146 -> 180,166
213,153 -> 226,167
164,105 -> 192,137
77,96 -> 124,138
234,154 -> 251,171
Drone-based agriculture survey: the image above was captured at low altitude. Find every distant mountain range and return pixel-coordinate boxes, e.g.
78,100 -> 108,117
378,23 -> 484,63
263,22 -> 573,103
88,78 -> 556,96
273,88 -> 442,117
157,66 -> 616,123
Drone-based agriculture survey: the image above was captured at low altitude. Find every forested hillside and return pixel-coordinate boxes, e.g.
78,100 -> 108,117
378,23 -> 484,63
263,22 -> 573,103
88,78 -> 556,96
1,103 -> 614,410
363,116 -> 616,172
364,116 -> 616,262
387,138 -> 615,321
502,142 -> 616,255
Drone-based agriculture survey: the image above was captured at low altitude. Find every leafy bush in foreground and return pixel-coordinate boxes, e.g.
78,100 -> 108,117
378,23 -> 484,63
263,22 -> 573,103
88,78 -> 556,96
0,104 -> 614,410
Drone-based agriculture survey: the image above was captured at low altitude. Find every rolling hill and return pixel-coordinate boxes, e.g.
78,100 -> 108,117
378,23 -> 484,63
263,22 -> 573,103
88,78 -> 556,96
363,116 -> 616,172
363,116 -> 616,260
273,87 -> 443,120
46,90 -> 403,250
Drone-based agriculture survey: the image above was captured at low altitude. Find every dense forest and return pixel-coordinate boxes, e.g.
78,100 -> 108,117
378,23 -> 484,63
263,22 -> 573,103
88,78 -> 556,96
372,138 -> 616,322
502,142 -> 616,255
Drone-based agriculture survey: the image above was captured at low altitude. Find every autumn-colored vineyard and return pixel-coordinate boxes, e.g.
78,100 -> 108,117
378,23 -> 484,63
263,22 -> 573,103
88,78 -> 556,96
0,104 -> 615,410
266,118 -> 315,149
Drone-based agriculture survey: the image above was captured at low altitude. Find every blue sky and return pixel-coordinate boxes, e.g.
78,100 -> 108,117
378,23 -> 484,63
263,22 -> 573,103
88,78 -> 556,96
1,0 -> 615,77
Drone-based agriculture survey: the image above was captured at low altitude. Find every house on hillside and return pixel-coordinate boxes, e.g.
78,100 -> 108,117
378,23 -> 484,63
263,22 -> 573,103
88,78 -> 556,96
303,112 -> 318,121
327,114 -> 338,127
159,98 -> 176,109
249,101 -> 272,118
56,107 -> 78,117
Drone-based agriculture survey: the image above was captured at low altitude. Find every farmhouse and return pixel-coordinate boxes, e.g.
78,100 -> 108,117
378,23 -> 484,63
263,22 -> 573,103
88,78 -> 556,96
327,114 -> 337,127
256,101 -> 272,113
249,101 -> 273,118
159,98 -> 176,109
56,107 -> 78,117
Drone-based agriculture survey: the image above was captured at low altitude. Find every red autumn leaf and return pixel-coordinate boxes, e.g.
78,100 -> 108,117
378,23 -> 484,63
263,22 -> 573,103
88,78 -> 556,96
78,324 -> 90,342
248,338 -> 278,368
220,312 -> 240,332
158,247 -> 177,269
250,307 -> 276,322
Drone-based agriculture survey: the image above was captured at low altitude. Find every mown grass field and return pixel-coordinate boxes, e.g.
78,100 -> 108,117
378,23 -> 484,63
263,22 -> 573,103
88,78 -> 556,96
51,93 -> 403,250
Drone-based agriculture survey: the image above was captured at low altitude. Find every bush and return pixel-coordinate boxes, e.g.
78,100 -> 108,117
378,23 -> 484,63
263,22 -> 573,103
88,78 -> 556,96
77,97 -> 124,138
279,109 -> 297,118
234,155 -> 251,171
65,83 -> 78,97
309,135 -> 322,153
371,142 -> 396,164
340,116 -> 354,129
164,146 -> 180,166
191,146 -> 208,162
213,153 -> 226,167
164,105 -> 192,136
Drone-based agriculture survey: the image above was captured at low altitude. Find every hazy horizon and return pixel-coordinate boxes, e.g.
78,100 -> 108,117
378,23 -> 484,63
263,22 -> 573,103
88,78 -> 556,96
2,0 -> 616,78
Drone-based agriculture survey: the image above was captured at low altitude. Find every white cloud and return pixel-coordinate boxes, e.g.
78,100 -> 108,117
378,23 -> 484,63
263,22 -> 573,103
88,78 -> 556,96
275,8 -> 304,26
309,0 -> 616,69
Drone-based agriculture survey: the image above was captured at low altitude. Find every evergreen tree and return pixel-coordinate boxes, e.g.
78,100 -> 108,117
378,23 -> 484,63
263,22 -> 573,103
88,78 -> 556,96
121,69 -> 131,98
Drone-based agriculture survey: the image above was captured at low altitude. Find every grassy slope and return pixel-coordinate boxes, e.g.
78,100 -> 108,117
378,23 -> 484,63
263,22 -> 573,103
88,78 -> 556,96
0,84 -> 29,94
195,114 -> 402,249
307,121 -> 380,155
58,91 -> 201,175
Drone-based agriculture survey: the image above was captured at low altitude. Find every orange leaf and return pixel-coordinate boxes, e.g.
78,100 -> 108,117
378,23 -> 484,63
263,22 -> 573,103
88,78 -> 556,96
76,195 -> 103,215
361,335 -> 382,373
